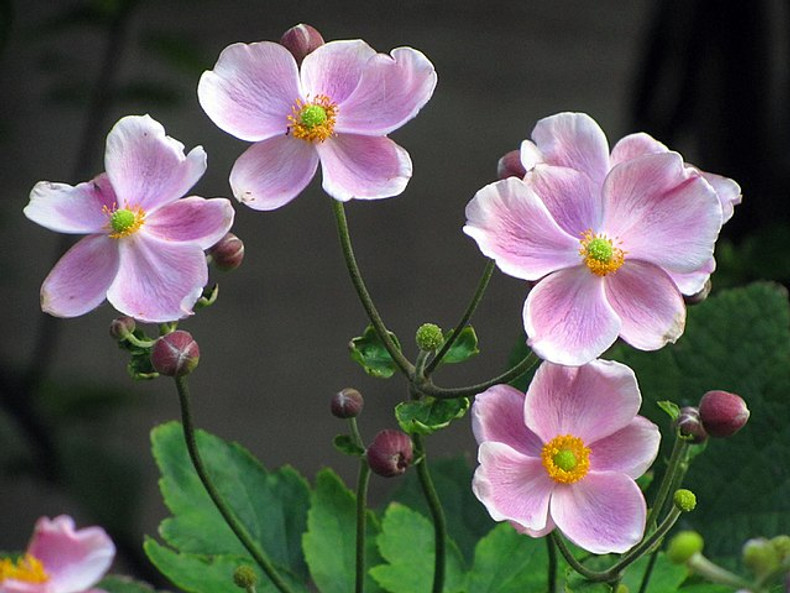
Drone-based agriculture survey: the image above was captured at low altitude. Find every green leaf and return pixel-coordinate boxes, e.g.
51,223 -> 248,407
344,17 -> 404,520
389,457 -> 494,563
440,326 -> 480,364
302,468 -> 382,593
607,283 -> 790,560
333,434 -> 365,457
464,523 -> 548,592
98,575 -> 163,593
656,400 -> 681,421
395,397 -> 470,435
619,552 -> 688,592
144,538 -> 306,593
370,503 -> 465,593
349,325 -> 402,379
151,422 -> 310,578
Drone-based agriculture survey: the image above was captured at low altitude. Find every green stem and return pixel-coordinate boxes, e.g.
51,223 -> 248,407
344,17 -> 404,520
646,435 -> 689,532
687,554 -> 753,590
354,460 -> 371,593
174,375 -> 295,593
424,259 -> 495,375
413,434 -> 446,593
332,200 -> 414,377
552,507 -> 683,584
546,536 -> 558,593
416,352 -> 538,399
637,549 -> 659,593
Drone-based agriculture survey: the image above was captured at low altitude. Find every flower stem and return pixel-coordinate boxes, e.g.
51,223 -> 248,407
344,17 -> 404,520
637,549 -> 659,593
424,259 -> 496,375
174,375 -> 295,593
354,459 -> 371,593
416,351 -> 538,399
332,200 -> 414,377
413,434 -> 447,593
646,434 -> 689,532
687,554 -> 753,590
546,536 -> 559,593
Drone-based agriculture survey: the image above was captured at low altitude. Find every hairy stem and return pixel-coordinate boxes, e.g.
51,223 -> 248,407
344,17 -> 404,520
174,375 -> 294,593
413,434 -> 446,593
416,352 -> 538,399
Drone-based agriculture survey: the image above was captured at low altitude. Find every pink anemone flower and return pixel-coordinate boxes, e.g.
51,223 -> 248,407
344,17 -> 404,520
464,112 -> 729,366
471,359 -> 660,554
197,38 -> 437,210
0,515 -> 115,593
24,115 -> 235,323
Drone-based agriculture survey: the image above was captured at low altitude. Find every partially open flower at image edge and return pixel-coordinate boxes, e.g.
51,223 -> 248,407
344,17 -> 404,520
0,515 -> 115,593
24,114 -> 235,323
471,358 -> 660,554
198,38 -> 437,210
464,112 -> 735,366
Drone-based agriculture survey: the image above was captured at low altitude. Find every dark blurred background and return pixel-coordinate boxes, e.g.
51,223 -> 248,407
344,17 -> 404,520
1,0 -> 788,580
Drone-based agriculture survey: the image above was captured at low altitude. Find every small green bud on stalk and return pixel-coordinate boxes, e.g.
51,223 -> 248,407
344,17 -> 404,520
675,406 -> 708,443
743,538 -> 782,577
280,24 -> 324,65
208,233 -> 245,271
497,149 -> 527,180
331,387 -> 364,419
674,488 -> 697,512
366,429 -> 413,477
151,330 -> 200,377
667,531 -> 704,564
232,565 -> 258,590
416,323 -> 443,351
699,390 -> 750,438
109,316 -> 136,341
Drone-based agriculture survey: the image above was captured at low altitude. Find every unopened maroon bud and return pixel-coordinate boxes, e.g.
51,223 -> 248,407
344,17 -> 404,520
331,387 -> 364,419
280,24 -> 324,64
675,406 -> 708,444
366,429 -> 413,477
208,232 -> 245,271
151,330 -> 200,376
497,149 -> 527,180
109,316 -> 136,340
699,390 -> 750,438
684,278 -> 712,305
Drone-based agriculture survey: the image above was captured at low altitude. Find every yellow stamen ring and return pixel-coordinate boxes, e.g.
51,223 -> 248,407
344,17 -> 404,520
287,94 -> 338,143
541,434 -> 591,484
0,554 -> 49,584
103,204 -> 146,239
579,229 -> 625,276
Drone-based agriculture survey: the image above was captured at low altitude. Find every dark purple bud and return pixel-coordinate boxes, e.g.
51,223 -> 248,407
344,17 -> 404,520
208,232 -> 245,271
367,429 -> 413,477
280,24 -> 325,65
497,149 -> 526,180
675,406 -> 708,444
699,390 -> 750,438
331,387 -> 364,419
109,316 -> 136,341
683,278 -> 712,305
151,330 -> 200,377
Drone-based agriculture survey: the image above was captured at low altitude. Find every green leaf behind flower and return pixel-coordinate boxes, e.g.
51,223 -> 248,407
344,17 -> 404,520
349,325 -> 402,379
395,397 -> 470,435
439,326 -> 480,365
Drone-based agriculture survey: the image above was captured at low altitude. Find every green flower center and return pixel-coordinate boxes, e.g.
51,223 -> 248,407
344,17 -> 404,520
299,104 -> 328,128
541,434 -> 591,484
104,204 -> 145,239
110,209 -> 136,234
553,449 -> 578,471
585,237 -> 614,262
579,229 -> 626,277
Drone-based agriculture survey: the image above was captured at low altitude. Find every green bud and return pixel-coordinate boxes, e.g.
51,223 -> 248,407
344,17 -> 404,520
233,565 -> 258,589
614,585 -> 629,593
743,538 -> 781,577
770,534 -> 790,562
674,489 -> 697,512
416,323 -> 443,351
666,531 -> 704,564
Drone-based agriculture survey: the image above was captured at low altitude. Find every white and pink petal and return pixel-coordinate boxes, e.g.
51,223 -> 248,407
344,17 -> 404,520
229,135 -> 319,211
104,115 -> 207,212
471,384 -> 543,457
473,442 -> 554,532
604,260 -> 686,351
550,472 -> 646,554
107,234 -> 208,322
463,177 -> 580,281
589,416 -> 661,478
300,40 -> 376,104
316,133 -> 411,201
25,174 -> 117,235
609,132 -> 668,166
335,46 -> 437,136
144,197 -> 235,249
530,113 -> 610,187
40,235 -> 120,318
524,359 -> 641,445
198,41 -> 301,142
524,267 -> 620,366
27,515 -> 115,593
